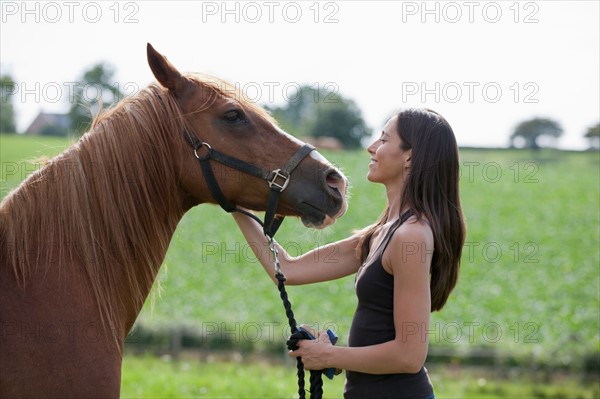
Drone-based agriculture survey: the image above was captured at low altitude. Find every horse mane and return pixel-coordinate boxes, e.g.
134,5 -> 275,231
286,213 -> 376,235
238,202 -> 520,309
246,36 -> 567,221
1,73 -> 276,346
1,82 -> 189,345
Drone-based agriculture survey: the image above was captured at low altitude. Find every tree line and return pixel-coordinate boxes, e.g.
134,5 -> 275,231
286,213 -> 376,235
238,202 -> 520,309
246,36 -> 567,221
1,65 -> 598,150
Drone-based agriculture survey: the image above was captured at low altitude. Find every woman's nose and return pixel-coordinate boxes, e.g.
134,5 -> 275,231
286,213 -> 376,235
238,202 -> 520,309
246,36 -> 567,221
367,140 -> 378,154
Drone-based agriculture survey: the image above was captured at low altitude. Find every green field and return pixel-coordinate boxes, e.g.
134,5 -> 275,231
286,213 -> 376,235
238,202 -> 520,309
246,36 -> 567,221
120,356 -> 598,398
1,133 -> 599,397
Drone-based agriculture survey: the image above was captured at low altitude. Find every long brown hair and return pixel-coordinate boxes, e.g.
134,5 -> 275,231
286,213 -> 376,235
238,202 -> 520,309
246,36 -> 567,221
357,108 -> 466,311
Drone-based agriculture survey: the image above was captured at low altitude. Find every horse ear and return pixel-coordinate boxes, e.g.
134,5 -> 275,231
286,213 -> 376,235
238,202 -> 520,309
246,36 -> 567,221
147,43 -> 188,93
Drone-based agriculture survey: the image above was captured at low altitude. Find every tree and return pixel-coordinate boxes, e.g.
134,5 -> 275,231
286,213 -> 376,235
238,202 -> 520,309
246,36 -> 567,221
510,117 -> 563,149
584,122 -> 599,150
267,86 -> 318,136
308,98 -> 370,149
68,63 -> 123,134
0,74 -> 17,133
267,85 -> 371,149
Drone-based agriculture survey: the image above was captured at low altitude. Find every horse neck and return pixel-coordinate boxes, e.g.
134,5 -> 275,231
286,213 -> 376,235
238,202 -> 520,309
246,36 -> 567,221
76,118 -> 188,333
1,105 -> 188,342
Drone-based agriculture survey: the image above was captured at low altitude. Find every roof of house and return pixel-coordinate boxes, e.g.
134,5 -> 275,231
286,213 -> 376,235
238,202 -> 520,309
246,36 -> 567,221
25,112 -> 70,135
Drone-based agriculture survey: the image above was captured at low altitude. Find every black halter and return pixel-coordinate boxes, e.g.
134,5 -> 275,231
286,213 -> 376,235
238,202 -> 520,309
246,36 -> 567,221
184,129 -> 315,238
184,128 -> 327,398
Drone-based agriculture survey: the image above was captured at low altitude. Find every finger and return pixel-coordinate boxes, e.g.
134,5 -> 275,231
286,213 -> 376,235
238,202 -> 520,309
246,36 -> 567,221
316,330 -> 331,344
288,349 -> 301,358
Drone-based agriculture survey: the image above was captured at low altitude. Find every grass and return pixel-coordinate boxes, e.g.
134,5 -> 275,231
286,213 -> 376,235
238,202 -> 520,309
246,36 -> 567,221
0,133 -> 78,197
2,133 -> 599,397
121,355 -> 321,398
121,354 -> 599,398
134,147 -> 599,371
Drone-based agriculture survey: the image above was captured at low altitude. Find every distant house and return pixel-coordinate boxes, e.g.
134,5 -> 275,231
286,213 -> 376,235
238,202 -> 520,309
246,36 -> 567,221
26,112 -> 71,136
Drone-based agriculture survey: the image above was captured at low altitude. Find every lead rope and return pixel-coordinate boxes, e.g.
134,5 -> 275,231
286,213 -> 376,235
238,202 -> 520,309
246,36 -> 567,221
184,131 -> 324,397
268,236 -> 323,399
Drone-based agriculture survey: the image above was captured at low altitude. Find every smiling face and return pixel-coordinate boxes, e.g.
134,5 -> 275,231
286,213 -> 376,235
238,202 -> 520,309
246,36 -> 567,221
367,115 -> 412,187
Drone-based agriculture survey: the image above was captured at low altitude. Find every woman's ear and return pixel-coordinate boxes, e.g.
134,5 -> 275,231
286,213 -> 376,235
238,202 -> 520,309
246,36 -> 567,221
404,149 -> 412,168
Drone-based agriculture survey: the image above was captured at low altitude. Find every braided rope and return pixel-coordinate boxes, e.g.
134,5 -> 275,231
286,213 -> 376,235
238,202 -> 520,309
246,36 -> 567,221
275,272 -> 324,399
309,370 -> 324,399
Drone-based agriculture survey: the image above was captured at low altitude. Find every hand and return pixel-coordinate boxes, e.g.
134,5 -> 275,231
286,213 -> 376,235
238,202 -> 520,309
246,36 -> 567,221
289,328 -> 335,371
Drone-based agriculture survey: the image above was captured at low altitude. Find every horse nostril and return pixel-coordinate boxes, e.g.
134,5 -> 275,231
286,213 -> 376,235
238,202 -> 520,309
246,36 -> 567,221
325,170 -> 343,191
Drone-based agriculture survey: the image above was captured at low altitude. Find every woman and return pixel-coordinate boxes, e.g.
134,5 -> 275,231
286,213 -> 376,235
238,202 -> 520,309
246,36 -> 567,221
233,108 -> 466,398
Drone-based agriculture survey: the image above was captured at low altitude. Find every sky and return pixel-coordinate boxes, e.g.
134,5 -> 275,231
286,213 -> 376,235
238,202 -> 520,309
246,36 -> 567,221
1,0 -> 599,149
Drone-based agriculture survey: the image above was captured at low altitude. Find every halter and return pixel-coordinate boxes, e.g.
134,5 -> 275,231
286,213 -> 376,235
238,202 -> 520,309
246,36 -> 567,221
183,128 -> 315,238
184,128 -> 329,398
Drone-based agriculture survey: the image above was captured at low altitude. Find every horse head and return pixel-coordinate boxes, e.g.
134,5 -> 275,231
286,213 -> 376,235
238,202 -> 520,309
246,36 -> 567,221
147,43 -> 348,228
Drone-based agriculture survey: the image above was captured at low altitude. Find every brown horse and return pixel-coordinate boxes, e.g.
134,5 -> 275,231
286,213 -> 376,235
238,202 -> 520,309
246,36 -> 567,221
0,44 -> 347,397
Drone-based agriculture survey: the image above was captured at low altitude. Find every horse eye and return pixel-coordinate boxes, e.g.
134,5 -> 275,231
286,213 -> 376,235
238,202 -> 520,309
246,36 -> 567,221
223,110 -> 246,123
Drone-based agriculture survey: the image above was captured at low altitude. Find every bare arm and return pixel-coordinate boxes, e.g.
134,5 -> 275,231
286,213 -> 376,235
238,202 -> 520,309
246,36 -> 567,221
291,220 -> 434,374
232,212 -> 362,285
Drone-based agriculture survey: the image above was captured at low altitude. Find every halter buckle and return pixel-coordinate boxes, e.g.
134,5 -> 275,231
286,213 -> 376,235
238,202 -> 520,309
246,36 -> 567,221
268,169 -> 290,192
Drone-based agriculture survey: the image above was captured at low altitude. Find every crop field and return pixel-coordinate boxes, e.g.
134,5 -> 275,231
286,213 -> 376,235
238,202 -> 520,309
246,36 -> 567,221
1,133 -> 599,397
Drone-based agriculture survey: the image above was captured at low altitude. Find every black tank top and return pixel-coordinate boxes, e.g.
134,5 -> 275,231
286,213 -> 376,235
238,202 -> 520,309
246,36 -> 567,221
345,210 -> 434,399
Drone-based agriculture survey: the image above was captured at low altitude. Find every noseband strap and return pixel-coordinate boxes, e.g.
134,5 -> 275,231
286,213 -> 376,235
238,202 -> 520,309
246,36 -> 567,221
184,129 -> 315,238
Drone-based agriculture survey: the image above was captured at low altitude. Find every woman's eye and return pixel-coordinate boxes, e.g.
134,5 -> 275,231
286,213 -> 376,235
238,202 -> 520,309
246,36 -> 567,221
223,110 -> 246,123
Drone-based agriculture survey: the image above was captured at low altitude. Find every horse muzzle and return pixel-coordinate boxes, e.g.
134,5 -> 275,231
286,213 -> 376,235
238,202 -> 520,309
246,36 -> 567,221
291,167 -> 348,229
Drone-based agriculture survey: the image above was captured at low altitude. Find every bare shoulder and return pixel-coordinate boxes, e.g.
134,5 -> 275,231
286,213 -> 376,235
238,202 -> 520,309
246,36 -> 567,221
395,216 -> 434,246
382,216 -> 434,274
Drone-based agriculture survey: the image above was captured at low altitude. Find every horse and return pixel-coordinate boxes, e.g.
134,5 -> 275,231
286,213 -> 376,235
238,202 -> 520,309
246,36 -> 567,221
0,44 -> 348,397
